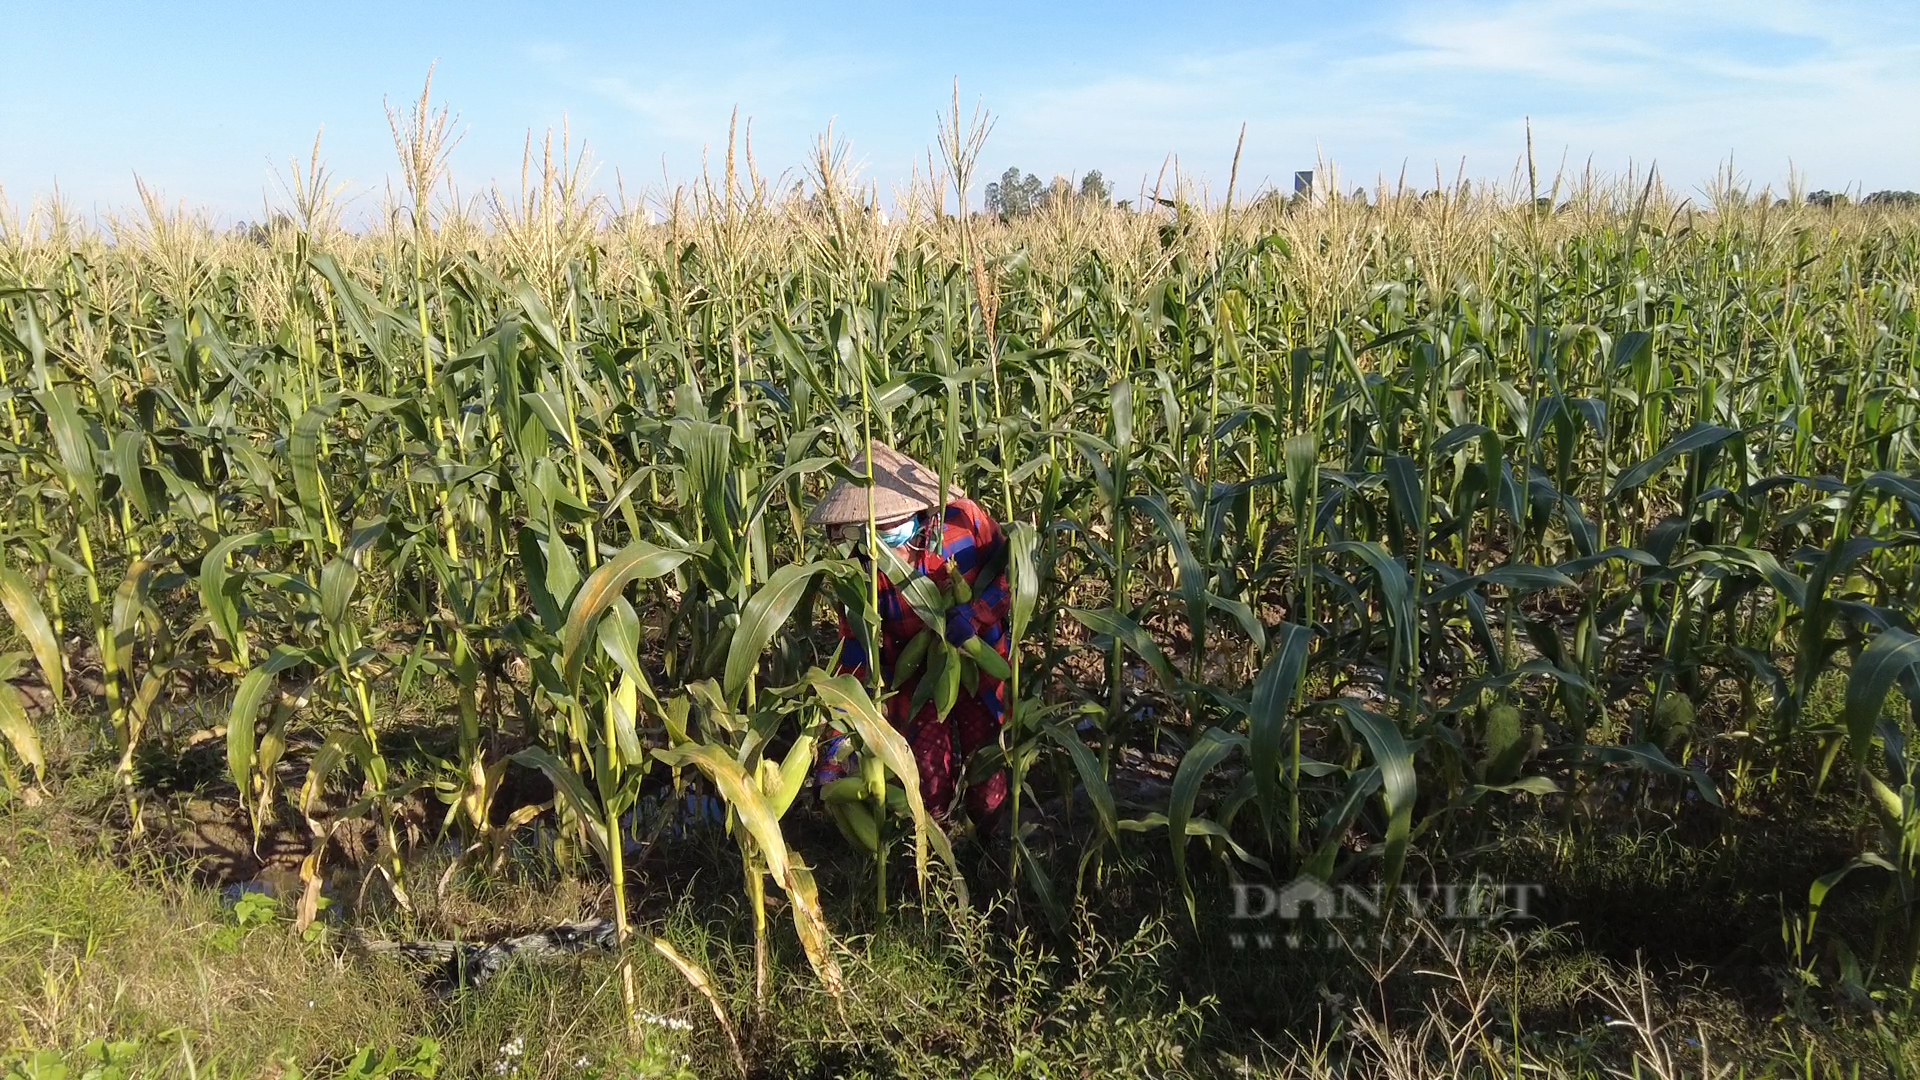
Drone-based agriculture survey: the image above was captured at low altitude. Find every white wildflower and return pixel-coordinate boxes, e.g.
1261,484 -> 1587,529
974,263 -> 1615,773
490,1036 -> 527,1076
634,1009 -> 695,1032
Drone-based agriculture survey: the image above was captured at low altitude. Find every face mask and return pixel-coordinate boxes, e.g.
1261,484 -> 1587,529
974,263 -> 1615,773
874,518 -> 918,549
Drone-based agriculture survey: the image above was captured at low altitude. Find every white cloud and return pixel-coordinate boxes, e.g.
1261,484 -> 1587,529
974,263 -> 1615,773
986,0 -> 1920,197
539,37 -> 885,178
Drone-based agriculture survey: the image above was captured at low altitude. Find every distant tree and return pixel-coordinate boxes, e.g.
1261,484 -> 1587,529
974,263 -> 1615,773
982,169 -> 1009,217
1865,190 -> 1920,207
985,166 -> 1113,218
1079,170 -> 1111,206
231,213 -> 295,246
985,166 -> 1044,219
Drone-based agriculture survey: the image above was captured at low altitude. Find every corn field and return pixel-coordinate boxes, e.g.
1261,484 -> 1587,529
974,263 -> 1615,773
5,108 -> 1920,1021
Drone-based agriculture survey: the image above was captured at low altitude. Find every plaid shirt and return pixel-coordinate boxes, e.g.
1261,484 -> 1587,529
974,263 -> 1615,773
836,497 -> 1011,726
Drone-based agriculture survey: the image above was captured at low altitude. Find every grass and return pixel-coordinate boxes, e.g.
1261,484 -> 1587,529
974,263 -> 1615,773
4,712 -> 1918,1079
1,798 -> 428,1076
0,764 -> 1204,1078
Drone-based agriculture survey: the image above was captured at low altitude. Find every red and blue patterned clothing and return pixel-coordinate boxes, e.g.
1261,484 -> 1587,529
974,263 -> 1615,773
835,497 -> 1011,824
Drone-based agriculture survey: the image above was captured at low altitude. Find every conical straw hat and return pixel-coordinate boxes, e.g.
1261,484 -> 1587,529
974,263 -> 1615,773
806,440 -> 965,526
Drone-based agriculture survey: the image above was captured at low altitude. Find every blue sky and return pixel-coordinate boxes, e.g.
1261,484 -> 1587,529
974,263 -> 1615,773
4,1 -> 1916,222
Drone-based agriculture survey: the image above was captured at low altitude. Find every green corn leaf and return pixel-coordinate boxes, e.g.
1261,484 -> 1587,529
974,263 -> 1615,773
1014,834 -> 1067,929
1439,657 -> 1595,716
609,673 -> 647,767
1864,767 -> 1904,823
1857,471 -> 1920,507
1066,607 -> 1180,692
1553,547 -> 1661,576
513,281 -> 568,361
1110,378 -> 1134,451
1167,726 -> 1247,926
1284,433 -> 1318,533
1305,765 -> 1383,882
1805,853 -> 1898,938
1431,423 -> 1492,458
1381,454 -> 1425,547
544,523 -> 585,604
560,540 -> 692,689
744,455 -> 837,531
724,562 -> 823,704
1324,541 -> 1415,663
511,746 -> 611,868
1205,593 -> 1267,653
1118,811 -> 1270,873
1249,622 -> 1312,838
1127,492 -> 1208,663
110,560 -> 159,677
226,645 -> 309,803
0,563 -> 63,700
0,683 -> 44,781
517,526 -> 565,632
1672,545 -> 1809,610
520,390 -> 574,447
1425,564 -> 1577,606
226,667 -> 276,799
35,384 -> 99,512
1844,629 -> 1920,764
872,541 -> 947,630
1007,522 -> 1040,644
1555,742 -> 1723,806
298,729 -> 362,821
1428,563 -> 1502,675
289,397 -> 346,530
311,254 -> 395,366
198,529 -> 287,664
1611,330 -> 1653,371
670,419 -> 737,571
809,671 -> 963,903
109,428 -> 151,519
17,295 -> 50,387
1472,776 -> 1560,797
318,558 -> 359,633
594,598 -> 668,736
652,740 -> 795,882
1322,699 -> 1417,898
1609,423 -> 1739,497
1068,432 -> 1118,505
1037,718 -> 1118,845
288,393 -> 397,535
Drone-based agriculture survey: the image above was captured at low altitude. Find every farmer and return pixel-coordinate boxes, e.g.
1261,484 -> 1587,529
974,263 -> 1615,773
807,441 -> 1012,832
